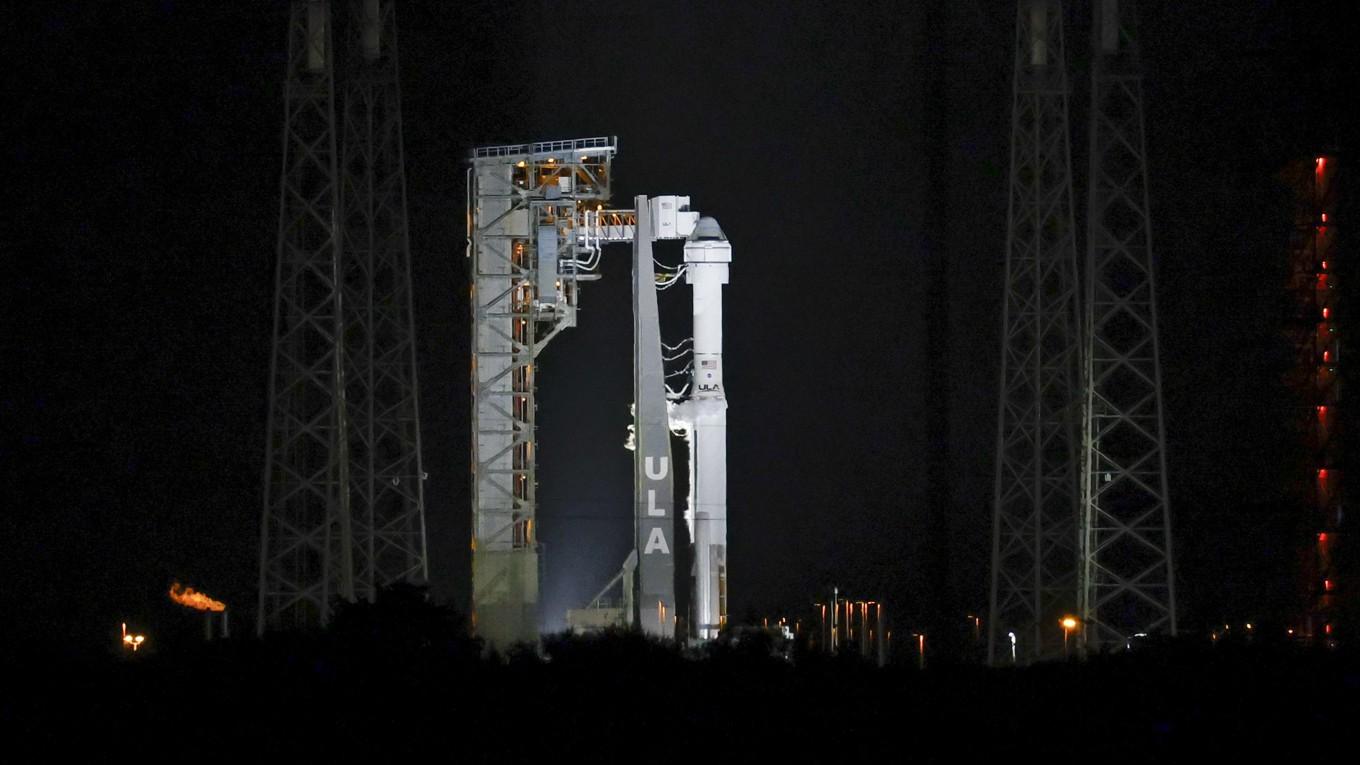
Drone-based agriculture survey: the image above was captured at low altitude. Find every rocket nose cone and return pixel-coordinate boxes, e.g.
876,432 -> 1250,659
688,217 -> 727,241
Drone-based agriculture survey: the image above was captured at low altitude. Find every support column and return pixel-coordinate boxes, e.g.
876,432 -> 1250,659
633,196 -> 676,638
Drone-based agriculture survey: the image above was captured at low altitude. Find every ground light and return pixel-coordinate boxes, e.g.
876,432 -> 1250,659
1060,616 -> 1079,658
120,623 -> 146,653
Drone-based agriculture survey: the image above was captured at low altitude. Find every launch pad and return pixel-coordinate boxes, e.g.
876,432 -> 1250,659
468,138 -> 731,645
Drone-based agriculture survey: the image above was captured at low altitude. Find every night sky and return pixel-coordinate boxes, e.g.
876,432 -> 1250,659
5,1 -> 1359,650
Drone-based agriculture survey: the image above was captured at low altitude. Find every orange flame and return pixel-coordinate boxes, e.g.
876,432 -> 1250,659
169,582 -> 225,612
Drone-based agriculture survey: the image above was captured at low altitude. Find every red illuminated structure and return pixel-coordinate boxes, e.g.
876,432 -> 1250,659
1285,154 -> 1341,644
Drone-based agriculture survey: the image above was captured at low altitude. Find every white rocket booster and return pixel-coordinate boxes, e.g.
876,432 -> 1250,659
681,217 -> 730,640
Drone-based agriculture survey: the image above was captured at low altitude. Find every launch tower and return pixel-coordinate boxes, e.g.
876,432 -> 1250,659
467,139 -> 617,646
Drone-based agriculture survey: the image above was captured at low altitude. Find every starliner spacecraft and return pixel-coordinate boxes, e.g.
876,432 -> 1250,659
467,137 -> 730,644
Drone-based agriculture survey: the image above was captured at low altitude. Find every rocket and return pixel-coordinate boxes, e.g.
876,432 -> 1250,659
681,217 -> 730,640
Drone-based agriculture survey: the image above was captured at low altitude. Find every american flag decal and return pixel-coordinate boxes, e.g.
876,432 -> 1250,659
701,359 -> 716,368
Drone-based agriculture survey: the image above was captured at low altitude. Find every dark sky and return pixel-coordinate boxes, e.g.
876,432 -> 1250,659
5,1 -> 1359,648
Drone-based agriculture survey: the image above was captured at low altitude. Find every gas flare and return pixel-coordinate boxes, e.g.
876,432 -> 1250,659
169,582 -> 225,612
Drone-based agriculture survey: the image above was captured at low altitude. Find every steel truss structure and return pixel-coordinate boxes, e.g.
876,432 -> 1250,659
258,0 -> 351,631
990,0 -> 1177,659
468,138 -> 617,647
989,0 -> 1083,665
1079,0 -> 1177,649
337,0 -> 428,600
258,0 -> 428,632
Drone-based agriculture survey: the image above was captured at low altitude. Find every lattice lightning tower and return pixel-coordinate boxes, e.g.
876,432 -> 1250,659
258,0 -> 427,632
1078,0 -> 1177,649
989,0 -> 1083,665
337,0 -> 428,600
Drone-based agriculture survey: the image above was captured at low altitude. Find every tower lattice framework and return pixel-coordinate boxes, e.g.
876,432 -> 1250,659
989,0 -> 1083,665
258,0 -> 427,633
337,0 -> 428,599
1078,0 -> 1177,649
468,139 -> 617,646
